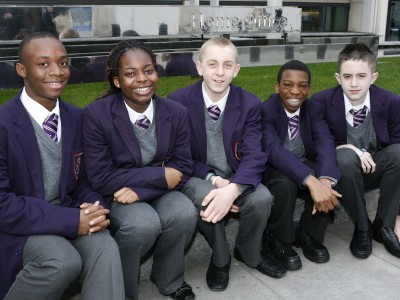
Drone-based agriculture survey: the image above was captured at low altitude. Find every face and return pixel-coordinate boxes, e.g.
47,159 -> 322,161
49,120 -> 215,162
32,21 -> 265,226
113,49 -> 158,113
196,44 -> 240,102
16,37 -> 70,111
335,60 -> 378,106
276,69 -> 311,113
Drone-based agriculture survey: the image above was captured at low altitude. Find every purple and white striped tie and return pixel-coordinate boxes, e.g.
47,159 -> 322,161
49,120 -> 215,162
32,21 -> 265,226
288,115 -> 299,141
43,113 -> 59,142
350,106 -> 367,128
208,105 -> 221,123
135,115 -> 150,130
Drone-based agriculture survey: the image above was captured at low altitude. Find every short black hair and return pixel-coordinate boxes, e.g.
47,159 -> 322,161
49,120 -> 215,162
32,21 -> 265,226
18,31 -> 59,63
277,60 -> 311,84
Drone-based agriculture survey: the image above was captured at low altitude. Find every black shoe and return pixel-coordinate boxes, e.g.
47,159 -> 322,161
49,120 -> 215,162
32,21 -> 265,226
350,222 -> 372,259
234,248 -> 286,279
169,282 -> 195,300
206,256 -> 230,291
294,224 -> 330,263
372,218 -> 400,258
265,232 -> 302,270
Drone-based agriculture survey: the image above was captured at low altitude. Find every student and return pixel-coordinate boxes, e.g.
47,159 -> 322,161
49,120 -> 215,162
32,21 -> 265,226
312,43 -> 400,259
82,40 -> 198,300
0,32 -> 124,300
260,60 -> 341,271
168,36 -> 284,292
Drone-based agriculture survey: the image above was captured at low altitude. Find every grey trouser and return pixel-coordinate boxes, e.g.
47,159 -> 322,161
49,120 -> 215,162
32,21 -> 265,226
5,230 -> 124,300
182,177 -> 273,268
109,190 -> 197,300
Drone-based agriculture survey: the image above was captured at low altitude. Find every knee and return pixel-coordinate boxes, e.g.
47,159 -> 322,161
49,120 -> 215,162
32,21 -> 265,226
242,186 -> 273,217
336,148 -> 360,176
162,197 -> 198,231
384,144 -> 400,166
116,218 -> 161,246
47,249 -> 82,285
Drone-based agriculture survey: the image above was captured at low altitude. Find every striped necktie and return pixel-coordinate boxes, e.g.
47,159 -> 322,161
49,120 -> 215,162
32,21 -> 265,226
350,106 -> 367,128
43,113 -> 59,142
288,115 -> 299,141
208,105 -> 221,123
135,115 -> 150,130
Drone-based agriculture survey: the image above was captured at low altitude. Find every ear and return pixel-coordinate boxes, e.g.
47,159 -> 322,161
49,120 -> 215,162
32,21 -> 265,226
195,61 -> 202,76
334,73 -> 341,85
233,63 -> 241,78
371,72 -> 378,84
113,76 -> 120,88
15,63 -> 26,78
274,82 -> 280,93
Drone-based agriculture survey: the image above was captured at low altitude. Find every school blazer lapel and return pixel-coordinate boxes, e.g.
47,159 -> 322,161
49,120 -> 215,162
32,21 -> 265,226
12,96 -> 45,198
111,95 -> 142,166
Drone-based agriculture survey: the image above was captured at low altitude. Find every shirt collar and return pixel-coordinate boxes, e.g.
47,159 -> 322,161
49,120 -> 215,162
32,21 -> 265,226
344,91 -> 371,115
20,87 -> 60,126
285,107 -> 300,119
202,81 -> 229,113
124,98 -> 154,124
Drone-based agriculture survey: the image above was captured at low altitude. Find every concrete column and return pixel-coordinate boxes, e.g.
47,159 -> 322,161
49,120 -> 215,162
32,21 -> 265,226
210,0 -> 219,5
348,0 -> 376,33
268,0 -> 282,6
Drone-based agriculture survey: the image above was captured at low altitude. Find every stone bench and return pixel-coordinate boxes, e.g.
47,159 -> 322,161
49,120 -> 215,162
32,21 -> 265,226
62,189 -> 380,299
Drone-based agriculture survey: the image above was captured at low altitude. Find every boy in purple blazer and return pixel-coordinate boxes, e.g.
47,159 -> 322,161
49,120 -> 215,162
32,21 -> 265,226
261,60 -> 341,271
168,36 -> 285,291
0,32 -> 124,300
312,43 -> 400,259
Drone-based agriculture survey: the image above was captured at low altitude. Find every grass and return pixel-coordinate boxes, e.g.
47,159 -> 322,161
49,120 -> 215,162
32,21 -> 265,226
1,57 -> 399,108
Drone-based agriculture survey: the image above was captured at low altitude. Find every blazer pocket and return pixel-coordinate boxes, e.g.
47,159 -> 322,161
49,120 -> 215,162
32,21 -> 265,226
233,140 -> 243,161
72,149 -> 83,180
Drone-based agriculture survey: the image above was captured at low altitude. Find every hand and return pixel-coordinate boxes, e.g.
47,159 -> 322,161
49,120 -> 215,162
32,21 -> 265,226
165,167 -> 182,189
230,204 -> 239,213
360,151 -> 376,174
210,176 -> 230,188
78,201 -> 110,235
305,176 -> 341,214
113,187 -> 139,204
200,183 -> 240,223
336,144 -> 376,174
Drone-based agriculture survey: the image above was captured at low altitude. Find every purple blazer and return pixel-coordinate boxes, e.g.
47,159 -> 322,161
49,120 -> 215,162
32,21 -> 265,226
82,93 -> 193,202
0,91 -> 103,299
168,80 -> 266,194
312,85 -> 400,148
261,93 -> 340,186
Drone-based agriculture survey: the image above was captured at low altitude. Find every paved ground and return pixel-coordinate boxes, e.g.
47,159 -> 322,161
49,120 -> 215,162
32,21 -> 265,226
139,207 -> 400,300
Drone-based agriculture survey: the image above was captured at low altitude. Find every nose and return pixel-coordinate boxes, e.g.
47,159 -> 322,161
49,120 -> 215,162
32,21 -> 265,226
49,63 -> 64,77
216,65 -> 224,76
350,76 -> 358,87
136,71 -> 148,82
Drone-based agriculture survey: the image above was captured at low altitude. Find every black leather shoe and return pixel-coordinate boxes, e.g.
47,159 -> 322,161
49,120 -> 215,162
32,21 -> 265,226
169,282 -> 195,300
265,232 -> 302,270
350,222 -> 372,259
294,224 -> 330,263
372,218 -> 400,258
234,248 -> 286,279
206,256 -> 230,291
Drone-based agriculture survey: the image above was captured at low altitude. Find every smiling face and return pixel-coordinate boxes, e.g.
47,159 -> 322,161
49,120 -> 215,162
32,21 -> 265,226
16,37 -> 70,111
276,69 -> 311,113
335,59 -> 378,106
196,43 -> 240,102
113,48 -> 158,113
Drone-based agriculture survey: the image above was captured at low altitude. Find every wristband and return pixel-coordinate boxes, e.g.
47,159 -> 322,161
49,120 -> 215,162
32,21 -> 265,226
211,176 -> 221,186
205,172 -> 215,181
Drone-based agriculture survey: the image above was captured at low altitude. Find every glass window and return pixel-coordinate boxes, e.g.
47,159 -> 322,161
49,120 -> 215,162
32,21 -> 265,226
286,2 -> 349,32
387,1 -> 400,41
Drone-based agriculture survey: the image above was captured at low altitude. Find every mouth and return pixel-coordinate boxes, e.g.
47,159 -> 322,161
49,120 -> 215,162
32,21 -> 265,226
213,79 -> 224,84
46,81 -> 64,88
135,86 -> 152,95
287,98 -> 301,105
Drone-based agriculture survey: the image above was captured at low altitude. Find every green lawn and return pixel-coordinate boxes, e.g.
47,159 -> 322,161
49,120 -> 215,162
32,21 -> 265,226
1,57 -> 399,108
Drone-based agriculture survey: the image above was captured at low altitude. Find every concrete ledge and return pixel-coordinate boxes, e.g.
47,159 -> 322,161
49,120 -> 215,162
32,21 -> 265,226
62,189 -> 380,299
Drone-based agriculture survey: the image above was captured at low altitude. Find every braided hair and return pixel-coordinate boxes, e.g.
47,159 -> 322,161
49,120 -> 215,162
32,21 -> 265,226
98,39 -> 157,99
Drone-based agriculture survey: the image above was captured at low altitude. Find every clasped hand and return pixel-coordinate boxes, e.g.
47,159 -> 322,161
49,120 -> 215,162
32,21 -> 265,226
78,201 -> 110,235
